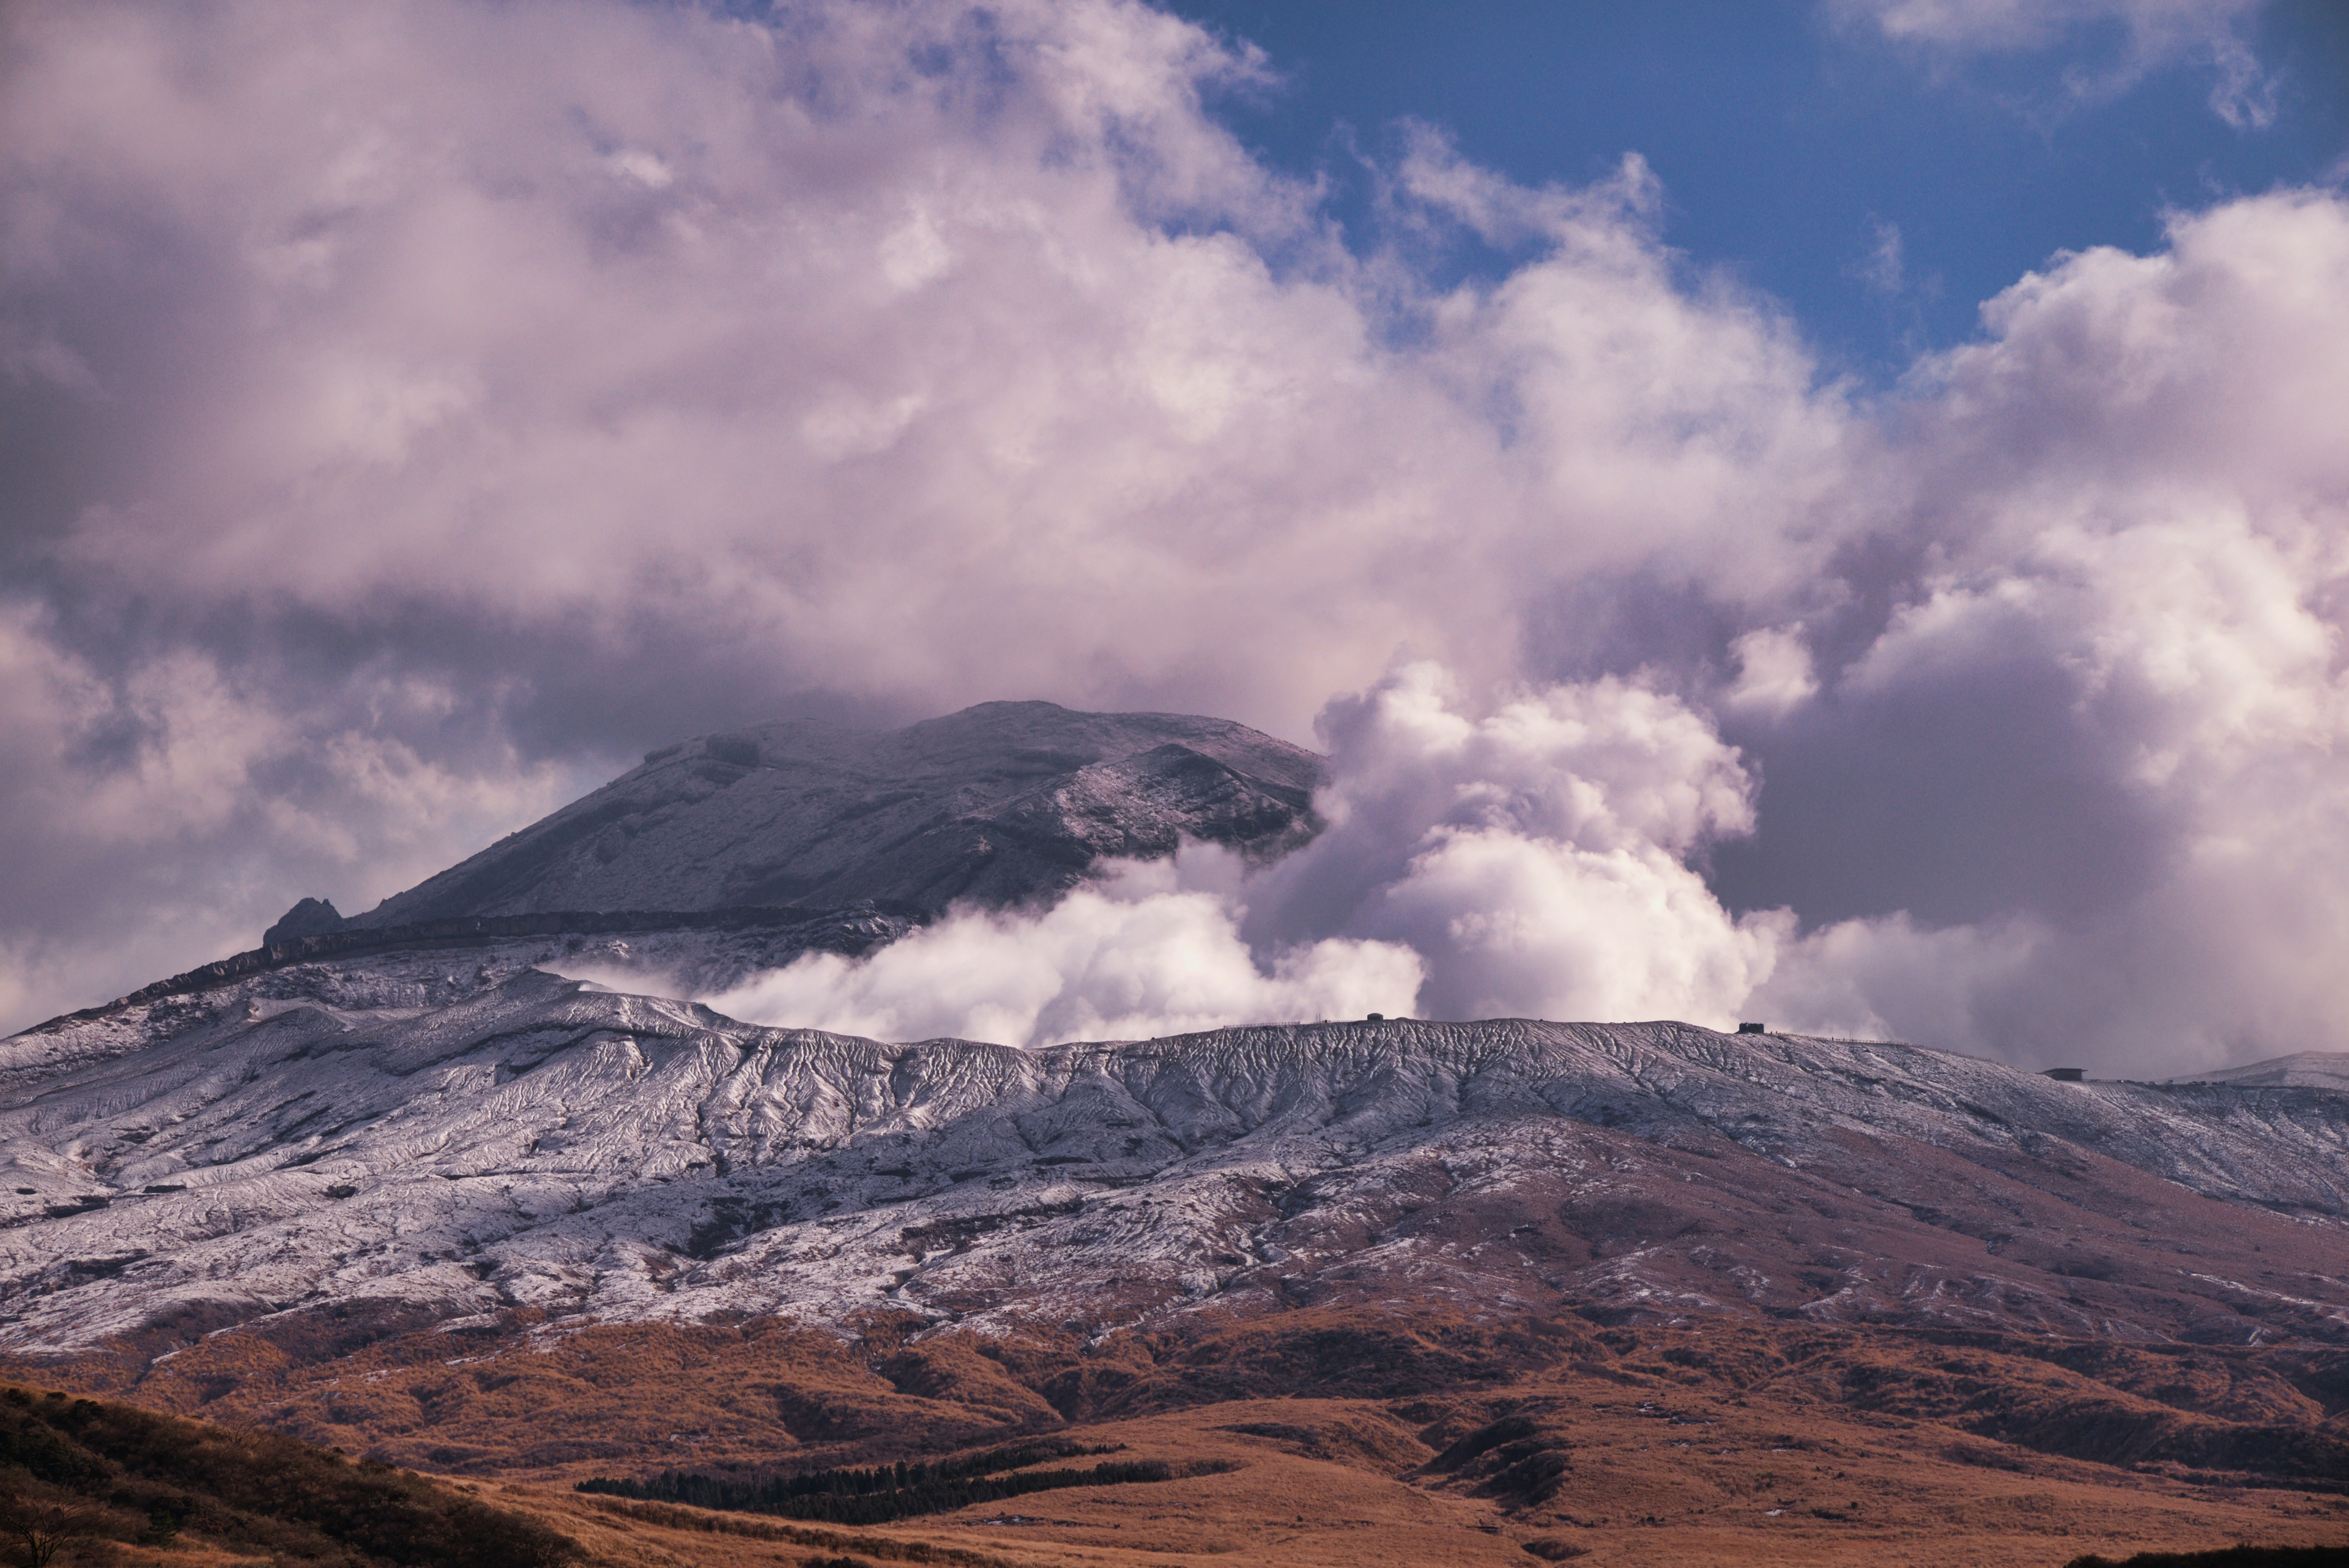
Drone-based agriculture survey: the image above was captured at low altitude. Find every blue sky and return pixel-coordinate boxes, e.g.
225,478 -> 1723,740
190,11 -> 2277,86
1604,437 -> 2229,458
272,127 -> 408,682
1166,0 -> 2349,377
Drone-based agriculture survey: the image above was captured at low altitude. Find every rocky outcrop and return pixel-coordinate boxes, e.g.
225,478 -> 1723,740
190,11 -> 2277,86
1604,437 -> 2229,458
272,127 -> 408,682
261,897 -> 346,946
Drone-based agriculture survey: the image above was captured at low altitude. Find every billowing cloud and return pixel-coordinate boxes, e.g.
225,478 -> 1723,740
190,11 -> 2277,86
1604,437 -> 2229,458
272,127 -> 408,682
701,852 -> 1421,1048
1245,666 -> 1787,1028
1735,191 -> 2349,1072
1,0 -> 2347,1079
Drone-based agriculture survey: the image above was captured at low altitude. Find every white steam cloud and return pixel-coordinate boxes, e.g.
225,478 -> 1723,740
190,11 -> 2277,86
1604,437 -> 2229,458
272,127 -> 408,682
703,853 -> 1420,1048
1249,666 -> 1786,1029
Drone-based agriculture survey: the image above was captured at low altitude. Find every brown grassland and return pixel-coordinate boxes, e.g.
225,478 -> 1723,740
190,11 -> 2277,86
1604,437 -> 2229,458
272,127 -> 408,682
9,1301 -> 2348,1567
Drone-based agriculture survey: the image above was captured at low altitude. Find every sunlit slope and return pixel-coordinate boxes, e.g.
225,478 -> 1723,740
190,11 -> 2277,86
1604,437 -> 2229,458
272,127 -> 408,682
6,959 -> 2344,1358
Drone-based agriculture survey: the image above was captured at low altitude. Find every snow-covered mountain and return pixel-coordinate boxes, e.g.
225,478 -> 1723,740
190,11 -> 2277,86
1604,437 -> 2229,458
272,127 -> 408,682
342,701 -> 1321,931
4,697 -> 2345,1383
60,700 -> 1321,1037
6,951 -> 2345,1361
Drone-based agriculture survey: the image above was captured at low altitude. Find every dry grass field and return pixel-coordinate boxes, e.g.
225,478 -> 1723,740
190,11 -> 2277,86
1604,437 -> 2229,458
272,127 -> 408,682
466,1391 -> 2349,1568
13,1304 -> 2347,1567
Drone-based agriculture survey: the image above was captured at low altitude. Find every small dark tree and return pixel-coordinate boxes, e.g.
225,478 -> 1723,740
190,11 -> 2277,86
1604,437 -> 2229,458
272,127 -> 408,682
0,1498 -> 103,1568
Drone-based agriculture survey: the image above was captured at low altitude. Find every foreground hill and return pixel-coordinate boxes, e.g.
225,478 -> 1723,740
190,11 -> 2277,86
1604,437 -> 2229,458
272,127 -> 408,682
0,1378 -> 577,1566
10,1311 -> 2349,1567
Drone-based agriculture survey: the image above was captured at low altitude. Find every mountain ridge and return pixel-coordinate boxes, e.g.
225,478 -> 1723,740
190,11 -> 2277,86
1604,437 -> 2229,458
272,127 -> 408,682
340,700 -> 1323,932
19,904 -> 919,1036
7,961 -> 2345,1362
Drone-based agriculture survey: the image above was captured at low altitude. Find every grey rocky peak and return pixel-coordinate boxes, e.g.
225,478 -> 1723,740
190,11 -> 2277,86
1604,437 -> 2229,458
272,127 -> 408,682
261,897 -> 345,947
347,699 -> 1322,928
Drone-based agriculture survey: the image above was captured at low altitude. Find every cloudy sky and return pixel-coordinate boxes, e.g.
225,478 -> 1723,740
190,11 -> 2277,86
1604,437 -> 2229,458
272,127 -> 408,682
4,0 -> 2347,1072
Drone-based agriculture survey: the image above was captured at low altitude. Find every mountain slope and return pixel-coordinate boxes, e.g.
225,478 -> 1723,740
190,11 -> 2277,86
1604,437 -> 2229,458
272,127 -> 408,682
7,696 -> 2348,1562
7,957 -> 2345,1363
2199,1053 -> 2349,1093
344,701 -> 1322,929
